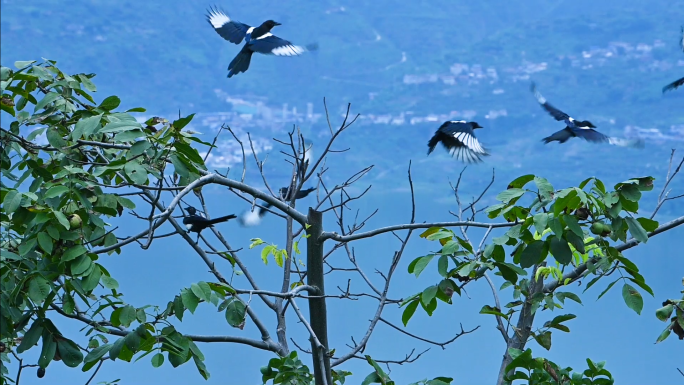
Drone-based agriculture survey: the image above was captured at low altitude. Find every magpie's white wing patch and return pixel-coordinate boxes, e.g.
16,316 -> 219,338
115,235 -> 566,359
453,131 -> 486,154
250,34 -> 309,56
206,7 -> 250,44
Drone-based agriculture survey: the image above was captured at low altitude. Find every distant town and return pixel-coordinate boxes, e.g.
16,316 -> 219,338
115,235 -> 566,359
140,39 -> 684,168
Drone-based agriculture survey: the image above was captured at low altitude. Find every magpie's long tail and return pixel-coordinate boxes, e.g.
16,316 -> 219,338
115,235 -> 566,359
208,214 -> 237,225
296,187 -> 316,199
228,47 -> 254,78
427,133 -> 440,155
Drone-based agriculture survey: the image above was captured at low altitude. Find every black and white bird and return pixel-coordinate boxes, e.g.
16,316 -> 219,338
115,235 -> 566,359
427,121 -> 489,163
279,186 -> 316,201
206,7 -> 317,78
183,206 -> 236,241
238,187 -> 315,227
662,26 -> 684,93
238,202 -> 272,228
530,82 -> 644,148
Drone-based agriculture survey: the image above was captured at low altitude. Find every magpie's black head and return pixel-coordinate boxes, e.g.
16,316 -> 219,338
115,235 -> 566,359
471,122 -> 483,129
577,120 -> 596,128
186,206 -> 197,215
262,20 -> 281,29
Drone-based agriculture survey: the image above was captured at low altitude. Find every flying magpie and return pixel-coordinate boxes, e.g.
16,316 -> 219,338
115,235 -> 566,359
530,82 -> 644,148
427,121 -> 489,163
206,7 -> 318,78
238,202 -> 272,227
238,187 -> 315,227
183,206 -> 236,241
663,26 -> 684,93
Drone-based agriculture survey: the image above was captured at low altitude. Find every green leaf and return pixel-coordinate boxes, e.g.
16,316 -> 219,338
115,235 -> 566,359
170,153 -> 190,179
172,113 -> 196,130
225,299 -> 246,328
625,217 -> 648,243
419,227 -> 441,238
190,282 -> 212,302
14,60 -> 36,69
99,95 -> 121,111
4,190 -> 22,213
412,255 -> 435,277
507,174 -> 535,189
421,285 -> 438,306
70,254 -> 93,276
28,276 -> 51,303
548,237 -> 572,265
74,74 -> 96,92
548,217 -> 563,239
118,305 -> 137,328
402,300 -> 419,326
636,217 -> 658,232
520,241 -> 545,268
53,211 -> 71,230
62,245 -> 87,262
84,343 -> 112,364
655,304 -> 674,322
17,320 -> 43,353
437,255 -> 448,277
426,230 -> 453,241
533,213 -> 549,234
496,188 -> 525,204
151,353 -> 165,368
39,333 -> 57,368
533,331 -> 552,350
44,185 -> 69,199
124,162 -> 147,185
72,114 -> 102,139
57,339 -> 83,367
564,231 -> 585,254
534,176 -> 554,199
562,214 -> 583,237
129,141 -> 151,157
34,91 -> 60,112
181,289 -> 200,314
99,120 -> 142,134
619,184 -> 641,202
621,283 -> 643,315
101,276 -> 119,290
37,232 -> 53,254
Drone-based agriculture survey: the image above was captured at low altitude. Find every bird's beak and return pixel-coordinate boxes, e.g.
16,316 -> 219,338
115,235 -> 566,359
274,22 -> 282,26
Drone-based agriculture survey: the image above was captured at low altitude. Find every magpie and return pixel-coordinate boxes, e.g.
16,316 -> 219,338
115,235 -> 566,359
238,187 -> 315,227
427,121 -> 489,163
182,206 -> 236,241
206,7 -> 318,78
238,202 -> 272,228
530,82 -> 644,148
662,26 -> 684,93
279,186 -> 316,201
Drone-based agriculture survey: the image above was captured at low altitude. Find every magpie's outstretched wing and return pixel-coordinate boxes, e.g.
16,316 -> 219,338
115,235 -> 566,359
663,76 -> 684,93
530,82 -> 571,121
206,7 -> 251,44
249,34 -> 313,56
428,121 -> 489,164
572,127 -> 610,143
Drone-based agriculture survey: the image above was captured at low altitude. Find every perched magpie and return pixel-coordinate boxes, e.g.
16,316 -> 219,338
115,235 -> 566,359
238,202 -> 272,228
663,26 -> 684,93
427,121 -> 489,163
206,7 -> 317,78
279,186 -> 316,201
530,82 -> 644,148
183,206 -> 236,241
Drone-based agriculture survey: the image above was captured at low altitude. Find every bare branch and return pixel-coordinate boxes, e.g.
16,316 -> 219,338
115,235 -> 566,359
484,273 -> 510,343
322,220 -> 514,243
378,318 -> 480,349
